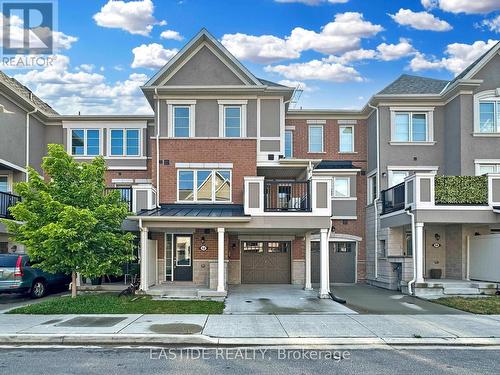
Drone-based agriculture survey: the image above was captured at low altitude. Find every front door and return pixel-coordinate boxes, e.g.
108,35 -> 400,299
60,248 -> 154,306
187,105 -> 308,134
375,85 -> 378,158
173,235 -> 192,281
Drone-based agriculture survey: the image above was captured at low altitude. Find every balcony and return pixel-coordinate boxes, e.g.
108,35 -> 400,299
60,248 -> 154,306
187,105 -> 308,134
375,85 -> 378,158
244,176 -> 331,216
0,191 -> 21,220
105,187 -> 133,212
381,182 -> 405,214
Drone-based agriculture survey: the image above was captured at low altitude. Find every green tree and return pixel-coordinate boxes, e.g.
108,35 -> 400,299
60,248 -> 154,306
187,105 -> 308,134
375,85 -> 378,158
1,144 -> 135,297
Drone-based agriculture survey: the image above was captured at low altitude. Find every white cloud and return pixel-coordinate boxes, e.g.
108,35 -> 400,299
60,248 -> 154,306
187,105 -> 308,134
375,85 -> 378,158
409,39 -> 498,75
222,12 -> 382,63
478,15 -> 500,33
131,43 -> 178,69
376,39 -> 416,61
160,30 -> 184,41
277,79 -> 315,91
421,0 -> 500,14
324,49 -> 376,64
221,33 -> 300,63
389,8 -> 452,31
264,60 -> 363,82
11,55 -> 152,114
78,64 -> 95,73
93,0 -> 166,36
275,0 -> 349,4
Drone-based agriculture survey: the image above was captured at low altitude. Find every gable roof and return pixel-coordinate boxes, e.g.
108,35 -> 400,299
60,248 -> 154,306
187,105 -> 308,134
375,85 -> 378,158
144,28 -> 262,87
377,74 -> 449,96
0,70 -> 59,116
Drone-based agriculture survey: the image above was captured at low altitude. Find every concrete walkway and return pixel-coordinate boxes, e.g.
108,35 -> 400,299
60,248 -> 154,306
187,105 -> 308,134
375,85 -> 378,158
1,313 -> 500,346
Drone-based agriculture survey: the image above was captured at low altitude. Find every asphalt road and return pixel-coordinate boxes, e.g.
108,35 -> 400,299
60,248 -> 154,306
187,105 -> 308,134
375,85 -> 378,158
0,347 -> 498,374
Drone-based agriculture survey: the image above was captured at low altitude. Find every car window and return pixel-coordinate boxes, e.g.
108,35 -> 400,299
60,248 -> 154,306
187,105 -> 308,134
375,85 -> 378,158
0,256 -> 18,267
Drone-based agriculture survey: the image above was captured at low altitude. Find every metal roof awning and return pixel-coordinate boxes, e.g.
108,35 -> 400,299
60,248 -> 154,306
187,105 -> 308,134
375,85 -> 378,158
130,203 -> 250,222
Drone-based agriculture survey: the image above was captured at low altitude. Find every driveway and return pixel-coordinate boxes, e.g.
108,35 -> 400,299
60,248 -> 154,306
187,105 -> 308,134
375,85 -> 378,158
0,289 -> 68,313
331,284 -> 467,314
224,284 -> 356,314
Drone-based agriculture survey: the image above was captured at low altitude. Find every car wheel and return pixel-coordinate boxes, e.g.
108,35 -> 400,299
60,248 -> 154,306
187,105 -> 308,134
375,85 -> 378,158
30,280 -> 46,299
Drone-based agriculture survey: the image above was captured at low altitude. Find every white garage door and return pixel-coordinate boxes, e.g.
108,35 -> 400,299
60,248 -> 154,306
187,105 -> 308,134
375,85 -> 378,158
469,234 -> 500,283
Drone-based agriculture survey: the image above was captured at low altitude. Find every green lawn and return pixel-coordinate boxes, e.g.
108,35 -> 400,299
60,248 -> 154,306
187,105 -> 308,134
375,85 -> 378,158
8,293 -> 224,315
434,296 -> 500,314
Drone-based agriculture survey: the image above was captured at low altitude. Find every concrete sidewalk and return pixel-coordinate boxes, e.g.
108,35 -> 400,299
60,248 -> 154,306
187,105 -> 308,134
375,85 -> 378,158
1,313 -> 500,346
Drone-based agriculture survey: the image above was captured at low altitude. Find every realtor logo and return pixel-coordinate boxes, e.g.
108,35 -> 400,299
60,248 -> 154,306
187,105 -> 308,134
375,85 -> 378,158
2,1 -> 54,55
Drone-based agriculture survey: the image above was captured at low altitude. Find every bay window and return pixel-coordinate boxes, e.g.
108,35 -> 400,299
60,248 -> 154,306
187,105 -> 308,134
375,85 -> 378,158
178,170 -> 231,202
71,129 -> 101,156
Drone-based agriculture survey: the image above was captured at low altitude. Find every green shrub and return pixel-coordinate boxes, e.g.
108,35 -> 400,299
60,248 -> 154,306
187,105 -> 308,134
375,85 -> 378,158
434,175 -> 488,205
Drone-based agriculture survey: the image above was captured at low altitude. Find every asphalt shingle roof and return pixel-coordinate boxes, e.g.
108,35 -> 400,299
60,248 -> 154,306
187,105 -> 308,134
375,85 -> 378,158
0,70 -> 59,116
137,204 -> 246,217
377,74 -> 449,95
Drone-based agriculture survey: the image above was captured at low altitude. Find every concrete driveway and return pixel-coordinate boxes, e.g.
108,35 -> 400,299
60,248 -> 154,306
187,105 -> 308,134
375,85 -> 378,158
331,284 -> 467,314
224,284 -> 356,314
0,289 -> 68,313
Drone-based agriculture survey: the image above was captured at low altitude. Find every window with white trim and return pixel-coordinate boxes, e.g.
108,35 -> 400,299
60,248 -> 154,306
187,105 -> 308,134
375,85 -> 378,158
308,125 -> 323,153
224,106 -> 241,137
367,174 -> 377,205
284,130 -> 293,158
71,129 -> 101,156
478,100 -> 500,133
393,112 -> 428,142
389,170 -> 409,187
178,170 -> 231,203
339,126 -> 354,152
0,176 -> 9,193
110,129 -> 140,156
173,106 -> 190,137
476,163 -> 500,175
333,177 -> 350,198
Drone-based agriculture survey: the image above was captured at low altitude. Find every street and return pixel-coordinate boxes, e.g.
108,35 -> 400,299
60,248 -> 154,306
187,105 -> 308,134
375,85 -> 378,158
0,347 -> 498,374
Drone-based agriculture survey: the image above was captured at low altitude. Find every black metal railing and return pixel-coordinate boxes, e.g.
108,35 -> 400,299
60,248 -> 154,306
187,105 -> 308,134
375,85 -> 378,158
0,191 -> 21,220
381,182 -> 405,214
105,187 -> 133,212
264,180 -> 311,212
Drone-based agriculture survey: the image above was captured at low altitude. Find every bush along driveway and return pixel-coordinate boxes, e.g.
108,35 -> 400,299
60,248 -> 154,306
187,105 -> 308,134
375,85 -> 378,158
7,294 -> 224,315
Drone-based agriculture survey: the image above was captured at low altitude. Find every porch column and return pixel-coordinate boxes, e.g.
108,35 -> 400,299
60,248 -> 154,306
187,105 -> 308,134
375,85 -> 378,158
415,222 -> 425,283
319,228 -> 330,298
140,225 -> 149,292
304,232 -> 312,290
217,227 -> 225,292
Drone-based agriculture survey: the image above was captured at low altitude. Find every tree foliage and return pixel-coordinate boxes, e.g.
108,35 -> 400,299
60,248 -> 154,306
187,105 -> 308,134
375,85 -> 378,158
2,144 -> 135,280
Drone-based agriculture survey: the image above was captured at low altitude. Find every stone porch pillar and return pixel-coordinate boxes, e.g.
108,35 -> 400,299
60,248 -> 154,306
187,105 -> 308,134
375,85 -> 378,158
140,225 -> 149,292
415,222 -> 425,283
304,232 -> 312,290
319,228 -> 330,298
217,227 -> 225,292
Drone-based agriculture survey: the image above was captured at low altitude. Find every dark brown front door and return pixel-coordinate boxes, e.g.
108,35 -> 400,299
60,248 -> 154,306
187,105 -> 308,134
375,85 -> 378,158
241,241 -> 291,283
173,235 -> 192,281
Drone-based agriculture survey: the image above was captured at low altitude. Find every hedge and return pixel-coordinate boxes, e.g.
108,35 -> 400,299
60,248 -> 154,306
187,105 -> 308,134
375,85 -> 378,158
434,175 -> 488,205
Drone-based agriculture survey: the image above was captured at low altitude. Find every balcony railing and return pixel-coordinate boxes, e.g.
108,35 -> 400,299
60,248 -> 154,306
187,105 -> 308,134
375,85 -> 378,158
381,182 -> 405,215
0,191 -> 21,220
105,187 -> 133,212
264,180 -> 311,212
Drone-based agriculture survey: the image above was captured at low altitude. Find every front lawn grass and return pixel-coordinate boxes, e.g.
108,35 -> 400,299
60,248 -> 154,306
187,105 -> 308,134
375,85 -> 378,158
7,293 -> 224,314
434,296 -> 500,314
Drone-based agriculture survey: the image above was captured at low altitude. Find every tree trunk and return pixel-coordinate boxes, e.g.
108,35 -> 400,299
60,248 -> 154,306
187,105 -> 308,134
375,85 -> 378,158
71,271 -> 78,298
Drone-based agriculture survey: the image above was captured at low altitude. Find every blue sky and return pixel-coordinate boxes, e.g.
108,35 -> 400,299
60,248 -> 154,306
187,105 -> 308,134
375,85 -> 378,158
3,0 -> 500,114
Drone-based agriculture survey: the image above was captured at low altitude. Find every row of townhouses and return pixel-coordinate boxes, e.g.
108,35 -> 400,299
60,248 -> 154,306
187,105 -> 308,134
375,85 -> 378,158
1,29 -> 500,298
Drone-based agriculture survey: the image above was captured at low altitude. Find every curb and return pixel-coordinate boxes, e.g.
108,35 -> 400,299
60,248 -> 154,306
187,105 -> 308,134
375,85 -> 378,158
1,334 -> 500,347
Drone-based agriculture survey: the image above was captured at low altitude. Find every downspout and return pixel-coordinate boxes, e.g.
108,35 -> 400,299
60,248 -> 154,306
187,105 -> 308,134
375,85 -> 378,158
25,96 -> 38,181
154,88 -> 160,208
406,208 -> 416,295
368,103 -> 380,279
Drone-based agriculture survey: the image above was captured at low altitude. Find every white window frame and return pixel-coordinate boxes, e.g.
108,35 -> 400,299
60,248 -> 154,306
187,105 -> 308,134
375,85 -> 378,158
107,128 -> 142,157
69,128 -> 102,157
390,107 -> 434,144
333,177 -> 351,198
308,125 -> 324,153
177,169 -> 232,203
0,173 -> 12,193
474,159 -> 500,175
367,172 -> 377,205
218,100 -> 247,138
284,130 -> 293,158
167,100 -> 196,138
339,125 -> 354,153
388,170 -> 409,188
474,90 -> 500,135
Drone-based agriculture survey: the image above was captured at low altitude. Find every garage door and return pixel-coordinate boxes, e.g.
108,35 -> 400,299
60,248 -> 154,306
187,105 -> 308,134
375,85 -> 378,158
311,241 -> 356,284
469,234 -> 500,283
241,241 -> 291,283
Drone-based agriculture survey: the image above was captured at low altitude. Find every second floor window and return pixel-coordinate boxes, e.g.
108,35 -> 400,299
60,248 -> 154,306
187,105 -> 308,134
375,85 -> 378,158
178,170 -> 231,202
308,125 -> 324,153
224,107 -> 241,137
284,130 -> 293,158
389,171 -> 409,187
339,126 -> 354,152
333,177 -> 350,198
71,129 -> 100,156
174,106 -> 190,137
110,129 -> 140,156
394,113 -> 428,142
479,101 -> 500,133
